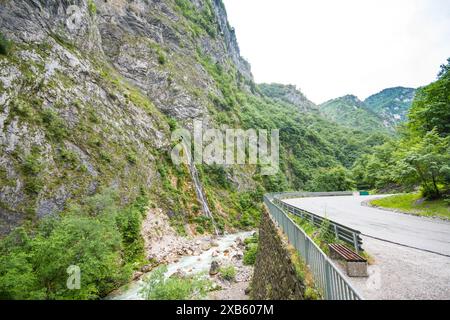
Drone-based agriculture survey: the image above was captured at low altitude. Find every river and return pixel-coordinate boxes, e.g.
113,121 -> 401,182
107,231 -> 253,300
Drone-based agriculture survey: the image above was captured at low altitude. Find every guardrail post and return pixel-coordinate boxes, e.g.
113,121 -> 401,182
325,262 -> 332,300
352,233 -> 359,253
304,235 -> 309,265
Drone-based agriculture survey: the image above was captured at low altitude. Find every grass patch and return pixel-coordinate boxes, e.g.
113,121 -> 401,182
370,193 -> 450,220
219,265 -> 236,282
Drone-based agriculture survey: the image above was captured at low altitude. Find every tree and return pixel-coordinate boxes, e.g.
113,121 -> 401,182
308,166 -> 355,192
394,130 -> 450,199
31,214 -> 127,299
408,58 -> 450,137
0,190 -> 148,300
352,155 -> 372,190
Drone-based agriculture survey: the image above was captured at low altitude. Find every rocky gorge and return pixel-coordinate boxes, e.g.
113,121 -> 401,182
0,0 -> 421,300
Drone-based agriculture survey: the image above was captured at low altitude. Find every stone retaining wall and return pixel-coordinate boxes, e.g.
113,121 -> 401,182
251,208 -> 305,300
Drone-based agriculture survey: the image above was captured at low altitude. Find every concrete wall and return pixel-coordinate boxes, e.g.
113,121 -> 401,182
251,208 -> 305,300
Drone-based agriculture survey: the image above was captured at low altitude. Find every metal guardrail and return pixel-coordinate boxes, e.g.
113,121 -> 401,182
264,193 -> 363,300
271,192 -> 363,253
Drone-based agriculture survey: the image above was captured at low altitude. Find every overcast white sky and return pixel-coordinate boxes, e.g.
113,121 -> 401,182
222,0 -> 450,104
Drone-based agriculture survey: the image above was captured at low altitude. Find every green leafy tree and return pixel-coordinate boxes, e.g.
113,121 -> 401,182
408,58 -> 450,137
31,214 -> 127,299
0,190 -> 148,300
308,166 -> 355,192
394,130 -> 450,199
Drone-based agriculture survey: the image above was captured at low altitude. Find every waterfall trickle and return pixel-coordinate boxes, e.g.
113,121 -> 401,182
180,139 -> 220,236
189,160 -> 220,236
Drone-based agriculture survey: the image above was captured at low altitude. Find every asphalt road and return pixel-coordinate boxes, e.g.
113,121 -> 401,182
284,195 -> 450,257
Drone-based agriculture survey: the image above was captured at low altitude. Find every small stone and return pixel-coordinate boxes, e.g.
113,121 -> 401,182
141,264 -> 153,273
211,241 -> 219,247
170,269 -> 187,279
232,253 -> 243,261
209,260 -> 220,275
133,272 -> 144,280
201,242 -> 212,251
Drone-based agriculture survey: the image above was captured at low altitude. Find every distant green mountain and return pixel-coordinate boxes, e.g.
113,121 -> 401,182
320,95 -> 389,133
364,87 -> 416,127
320,87 -> 415,133
258,83 -> 318,113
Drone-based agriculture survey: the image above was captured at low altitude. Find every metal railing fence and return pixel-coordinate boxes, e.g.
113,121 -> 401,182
270,192 -> 363,253
264,194 -> 363,300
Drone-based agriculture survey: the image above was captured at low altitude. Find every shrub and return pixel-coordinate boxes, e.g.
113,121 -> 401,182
87,0 -> 97,16
41,109 -> 68,141
157,51 -> 166,65
219,265 -> 236,282
22,154 -> 43,176
243,243 -> 258,266
59,148 -> 78,168
10,100 -> 32,118
126,151 -> 137,165
141,266 -> 213,300
317,218 -> 336,245
0,33 -> 11,56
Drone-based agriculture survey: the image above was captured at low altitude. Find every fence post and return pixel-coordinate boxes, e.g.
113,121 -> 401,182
325,262 -> 332,300
352,233 -> 359,253
304,235 -> 309,265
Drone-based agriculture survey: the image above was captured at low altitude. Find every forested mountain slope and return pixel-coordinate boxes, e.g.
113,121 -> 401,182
320,95 -> 389,133
364,87 -> 415,127
320,88 -> 415,133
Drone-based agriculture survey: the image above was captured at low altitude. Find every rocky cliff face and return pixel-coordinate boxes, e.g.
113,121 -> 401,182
364,87 -> 415,127
0,0 -> 383,236
0,0 -> 254,234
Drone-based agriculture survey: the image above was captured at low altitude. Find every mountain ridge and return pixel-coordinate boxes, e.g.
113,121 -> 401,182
319,87 -> 416,132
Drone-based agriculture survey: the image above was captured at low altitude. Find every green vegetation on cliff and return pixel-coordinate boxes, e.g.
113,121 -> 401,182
0,32 -> 12,55
320,95 -> 389,133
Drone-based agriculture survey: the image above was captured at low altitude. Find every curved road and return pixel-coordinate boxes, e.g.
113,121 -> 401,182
284,195 -> 450,256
